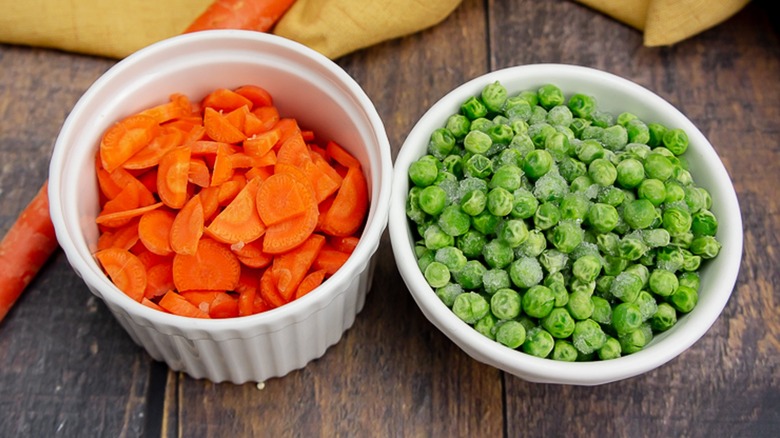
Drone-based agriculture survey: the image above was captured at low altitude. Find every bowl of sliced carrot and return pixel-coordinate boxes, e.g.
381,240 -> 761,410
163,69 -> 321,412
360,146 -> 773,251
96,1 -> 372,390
48,30 -> 392,384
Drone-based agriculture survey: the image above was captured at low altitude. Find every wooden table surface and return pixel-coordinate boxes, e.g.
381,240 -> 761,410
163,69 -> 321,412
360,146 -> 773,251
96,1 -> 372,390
1,1 -> 778,437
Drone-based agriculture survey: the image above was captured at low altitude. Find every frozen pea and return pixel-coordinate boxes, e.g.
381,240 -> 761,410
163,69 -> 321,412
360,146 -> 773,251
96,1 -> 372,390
647,123 -> 668,147
452,292 -> 490,324
481,81 -> 508,113
505,97 -> 533,121
461,96 -> 488,120
595,275 -> 615,298
424,224 -> 454,250
619,234 -> 648,261
610,271 -> 644,303
681,250 -> 702,271
624,143 -> 652,160
601,124 -> 628,151
417,247 -> 435,272
460,189 -> 487,216
488,123 -> 515,145
572,319 -> 607,354
442,154 -> 463,177
522,327 -> 555,358
534,202 -> 561,230
552,340 -> 580,362
511,188 -> 539,219
490,164 -> 524,192
611,302 -> 643,335
616,158 -> 645,189
651,302 -> 678,332
587,203 -> 620,234
482,269 -> 511,295
572,254 -> 603,283
570,279 -> 596,296
618,324 -> 652,354
551,221 -> 584,253
523,149 -> 554,179
453,260 -> 488,290
487,187 -> 515,217
509,256 -> 544,289
435,246 -> 468,272
558,156 -> 588,183
602,254 -> 628,276
544,131 -> 573,160
539,249 -> 569,274
678,271 -> 701,290
662,206 -> 693,236
428,128 -> 456,159
656,246 -> 684,272
472,210 -> 501,236
436,283 -> 464,307
623,198 -> 658,230
634,291 -> 659,321
576,139 -> 605,164
663,128 -> 689,155
597,186 -> 625,207
644,153 -> 674,181
643,228 -> 671,248
406,186 -> 427,224
649,268 -> 679,297
597,336 -> 622,360
626,118 -> 650,144
499,219 -> 529,247
482,239 -> 515,269
547,104 -> 574,127
496,320 -> 527,349
566,290 -> 595,321
690,235 -> 721,259
522,285 -> 556,318
590,295 -> 612,325
538,84 -> 565,109
691,209 -> 719,236
446,114 -> 471,139
418,185 -> 448,215
560,193 -> 591,221
528,123 -> 556,148
463,154 -> 493,179
588,158 -> 617,186
409,157 -> 439,187
491,288 -> 522,320
541,307 -> 576,338
438,205 -> 471,237
567,93 -> 596,119
638,178 -> 666,206
424,261 -> 450,288
668,285 -> 698,313
457,229 -> 487,258
533,171 -> 569,203
570,175 -> 596,195
474,313 -> 498,340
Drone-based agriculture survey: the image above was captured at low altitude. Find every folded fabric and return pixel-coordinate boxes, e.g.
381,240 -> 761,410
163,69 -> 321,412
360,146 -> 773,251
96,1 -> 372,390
0,0 -> 751,59
575,0 -> 751,46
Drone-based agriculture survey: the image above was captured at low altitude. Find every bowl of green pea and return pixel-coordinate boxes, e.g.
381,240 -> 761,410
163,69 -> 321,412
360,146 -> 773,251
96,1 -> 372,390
388,64 -> 742,385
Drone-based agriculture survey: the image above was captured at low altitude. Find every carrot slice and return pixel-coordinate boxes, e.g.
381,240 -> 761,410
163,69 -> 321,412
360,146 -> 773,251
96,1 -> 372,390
97,219 -> 140,251
138,100 -> 190,124
100,114 -> 160,172
123,129 -> 183,170
170,194 -> 204,256
96,202 -> 164,229
276,131 -> 312,167
187,158 -> 211,188
138,209 -> 176,256
157,146 -> 192,209
318,165 -> 369,237
251,105 -> 280,133
95,247 -> 147,302
198,186 -> 221,222
256,171 -> 315,226
209,292 -> 240,318
217,174 -> 247,205
259,267 -> 286,308
243,127 -> 280,157
158,290 -> 210,318
238,286 -> 256,316
201,88 -> 253,112
301,159 -> 342,203
294,269 -> 327,300
271,233 -> 325,300
329,235 -> 360,254
172,238 -> 241,292
326,140 -> 361,169
210,143 -> 235,187
234,84 -> 274,108
206,176 -> 266,245
274,118 -> 301,144
144,261 -> 175,299
312,246 -> 352,275
231,237 -> 273,269
108,167 -> 157,207
141,297 -> 166,312
204,107 -> 247,144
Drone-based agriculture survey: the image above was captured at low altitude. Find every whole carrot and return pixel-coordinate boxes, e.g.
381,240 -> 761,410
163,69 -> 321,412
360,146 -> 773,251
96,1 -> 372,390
0,181 -> 59,323
184,0 -> 297,33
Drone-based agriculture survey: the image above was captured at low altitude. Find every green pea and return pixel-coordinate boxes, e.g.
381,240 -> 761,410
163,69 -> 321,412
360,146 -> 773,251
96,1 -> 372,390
647,123 -> 668,147
424,261 -> 450,288
626,118 -> 650,144
434,246 -> 468,272
590,296 -> 612,325
619,323 -> 653,354
597,186 -> 625,207
496,320 -> 527,349
438,205 -> 471,237
637,178 -> 666,206
662,206 -> 693,236
522,285 -> 555,318
491,288 -> 522,320
678,271 -> 701,291
649,269 -> 678,297
572,254 -> 603,283
505,97 -> 533,121
456,229 -> 487,258
558,155 -> 588,183
424,224 -> 454,250
511,188 -> 539,219
651,302 -> 678,332
566,290 -> 595,321
552,340 -> 580,362
482,239 -> 515,269
460,189 -> 487,216
471,210 -> 501,236
481,81 -> 508,113
461,96 -> 488,120
612,302 -> 643,335
634,291 -> 659,321
598,336 -> 622,360
560,193 -> 591,221
690,235 -> 721,259
482,269 -> 512,295
436,283 -> 464,307
547,105 -> 574,127
534,202 -> 561,230
623,199 -> 658,230
550,220 -> 584,253
572,319 -> 607,354
588,158 -> 618,187
601,124 -> 628,151
489,164 -> 524,192
409,157 -> 439,187
453,260 -> 487,290
428,128 -> 456,159
587,203 -> 620,233
452,292 -> 490,324
522,327 -> 555,358
523,149 -> 554,179
539,249 -> 569,274
487,187 -> 515,217
610,271 -> 644,303
470,117 -> 494,133
463,130 -> 493,155
644,153 -> 674,181
691,209 -> 719,236
499,219 -> 529,247
509,256 -> 544,289
567,93 -> 596,119
474,313 -> 498,340
463,153 -> 493,179
663,128 -> 689,155
541,307 -> 576,338
445,114 -> 471,139
643,228 -> 671,248
418,185 -> 447,215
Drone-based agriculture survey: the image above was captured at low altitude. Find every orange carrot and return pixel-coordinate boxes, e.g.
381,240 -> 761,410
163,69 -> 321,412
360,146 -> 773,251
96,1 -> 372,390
201,88 -> 253,112
231,237 -> 273,268
100,114 -> 160,172
184,0 -> 296,33
157,146 -> 192,209
312,246 -> 351,275
209,292 -> 240,318
96,202 -> 164,229
259,267 -> 286,308
234,85 -> 274,108
172,238 -> 240,292
158,290 -> 210,318
255,171 -> 314,226
318,165 -> 369,237
204,107 -> 247,144
141,297 -> 166,312
138,209 -> 176,256
294,269 -> 327,299
170,195 -> 204,255
243,127 -> 280,158
329,235 -> 360,254
95,247 -> 147,302
326,140 -> 362,169
206,176 -> 266,245
0,182 -> 59,322
144,261 -> 175,299
271,233 -> 325,300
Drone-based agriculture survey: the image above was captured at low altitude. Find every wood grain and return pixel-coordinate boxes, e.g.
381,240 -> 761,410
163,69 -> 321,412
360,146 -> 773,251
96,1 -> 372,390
0,0 -> 778,436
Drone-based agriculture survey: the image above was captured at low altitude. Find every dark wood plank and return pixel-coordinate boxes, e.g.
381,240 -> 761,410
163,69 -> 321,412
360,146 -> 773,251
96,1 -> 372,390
0,46 -> 156,437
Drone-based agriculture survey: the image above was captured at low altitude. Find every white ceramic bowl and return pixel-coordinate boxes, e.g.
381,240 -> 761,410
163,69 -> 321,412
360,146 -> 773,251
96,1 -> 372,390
48,30 -> 392,384
389,64 -> 743,385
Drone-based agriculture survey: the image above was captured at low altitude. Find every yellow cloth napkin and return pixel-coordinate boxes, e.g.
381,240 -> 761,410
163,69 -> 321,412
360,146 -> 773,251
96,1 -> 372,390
575,0 -> 751,46
0,0 -> 462,59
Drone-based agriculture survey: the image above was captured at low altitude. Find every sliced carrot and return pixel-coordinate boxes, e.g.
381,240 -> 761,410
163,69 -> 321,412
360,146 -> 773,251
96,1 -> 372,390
97,219 -> 140,251
123,129 -> 183,170
329,235 -> 360,254
184,0 -> 296,33
138,99 -> 190,124
301,130 -> 315,142
181,290 -> 222,308
95,247 -> 147,302
274,118 -> 301,144
144,261 -> 175,299
276,131 -> 312,167
217,175 -> 246,205
245,164 -> 274,182
243,110 -> 267,137
100,114 -> 160,172
210,143 -> 235,187
141,297 -> 166,312
271,233 -> 325,300
294,269 -> 327,300
262,203 -> 319,254
259,267 -> 286,308
204,107 -> 247,144
234,84 -> 273,108
0,182 -> 59,321
138,209 -> 176,256
243,127 -> 280,157
311,150 -> 344,186
201,88 -> 253,112
97,163 -> 123,200
172,238 -> 240,292
301,158 -> 342,203
252,105 -> 280,133
253,150 -> 277,168
198,186 -> 221,222
158,290 -> 210,318
97,185 -> 140,222
209,292 -> 240,318
135,250 -> 173,271
187,158 -> 211,188
253,294 -> 272,314
238,286 -> 256,316
231,236 -> 273,269
318,165 -> 369,237
108,167 -> 157,207
312,246 -> 352,275
96,202 -> 164,229
224,105 -> 250,134
206,176 -> 265,245
136,168 -> 159,196
190,140 -> 231,155
256,171 -> 315,226
157,146 -> 192,209
326,140 -> 362,169
170,194 -> 204,256
229,152 -> 260,169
